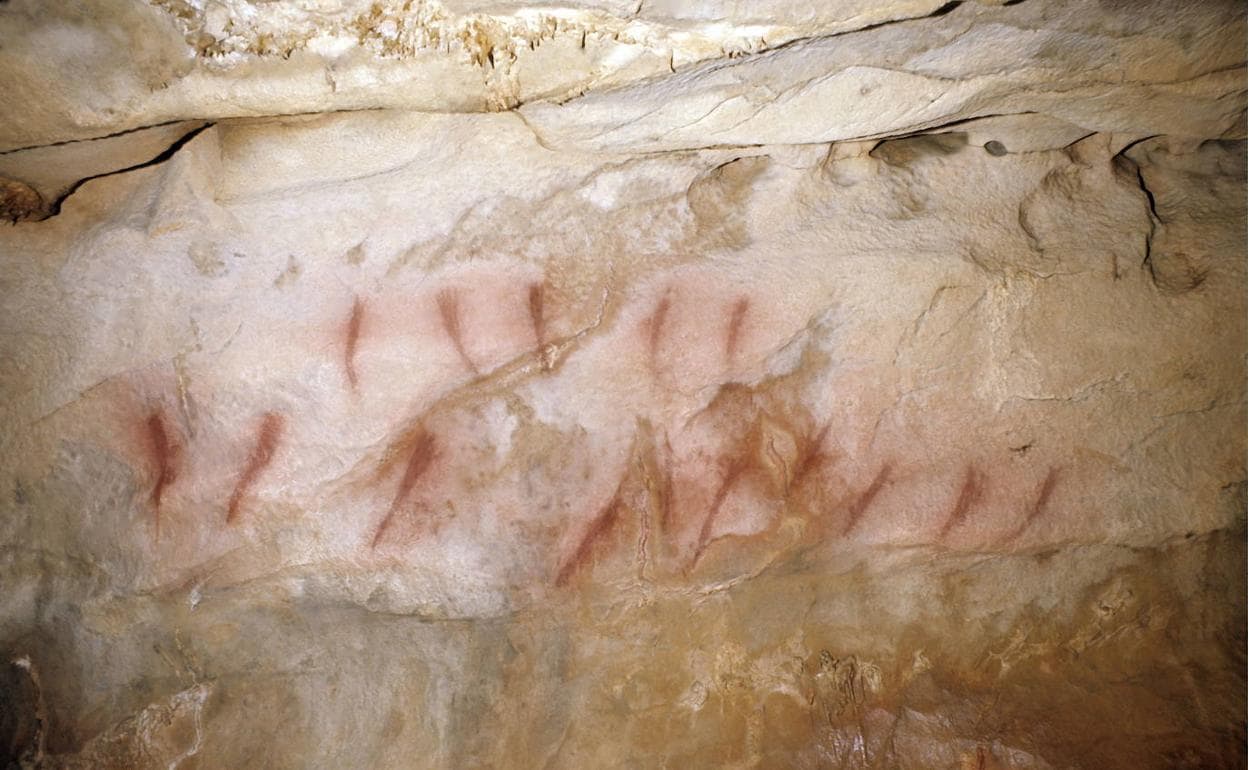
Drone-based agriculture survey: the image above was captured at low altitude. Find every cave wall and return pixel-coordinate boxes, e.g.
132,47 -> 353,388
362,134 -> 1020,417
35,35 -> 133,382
0,1 -> 1245,768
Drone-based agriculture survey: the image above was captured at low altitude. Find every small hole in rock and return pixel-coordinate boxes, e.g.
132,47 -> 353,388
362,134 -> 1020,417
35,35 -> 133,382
984,140 -> 1008,157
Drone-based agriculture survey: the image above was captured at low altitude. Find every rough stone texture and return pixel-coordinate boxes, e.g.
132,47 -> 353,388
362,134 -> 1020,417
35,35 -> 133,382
0,1 -> 1244,768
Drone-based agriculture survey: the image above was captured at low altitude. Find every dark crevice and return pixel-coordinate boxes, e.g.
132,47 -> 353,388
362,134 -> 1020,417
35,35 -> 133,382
665,0 -> 977,85
1135,163 -> 1158,278
1114,133 -> 1161,161
1058,131 -> 1098,150
1116,143 -> 1161,222
845,0 -> 963,36
1113,147 -> 1161,283
1,105 -> 386,157
863,110 -> 1040,155
1134,164 -> 1160,221
0,119 -> 198,157
1116,142 -> 1214,295
41,122 -> 215,220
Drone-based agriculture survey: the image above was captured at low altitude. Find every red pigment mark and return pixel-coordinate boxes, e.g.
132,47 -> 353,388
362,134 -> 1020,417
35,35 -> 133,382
938,465 -> 986,540
226,412 -> 284,525
1003,467 -> 1061,543
724,296 -> 750,365
371,429 -> 437,549
646,290 -> 672,372
636,492 -> 651,576
344,296 -> 365,392
691,456 -> 748,567
528,282 -> 546,349
843,463 -> 892,536
436,288 -> 478,375
659,437 -> 676,531
145,410 -> 178,533
791,422 -> 832,490
556,484 -> 624,587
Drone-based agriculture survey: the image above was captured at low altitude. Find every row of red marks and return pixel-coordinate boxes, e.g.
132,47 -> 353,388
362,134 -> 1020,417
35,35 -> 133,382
340,283 -> 753,392
552,440 -> 1062,588
136,283 -> 1061,585
143,403 -> 1060,584
341,285 -> 545,389
145,409 -> 285,534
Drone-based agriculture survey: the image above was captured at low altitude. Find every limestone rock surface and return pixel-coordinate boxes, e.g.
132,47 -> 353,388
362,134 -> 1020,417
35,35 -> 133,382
0,1 -> 1244,768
